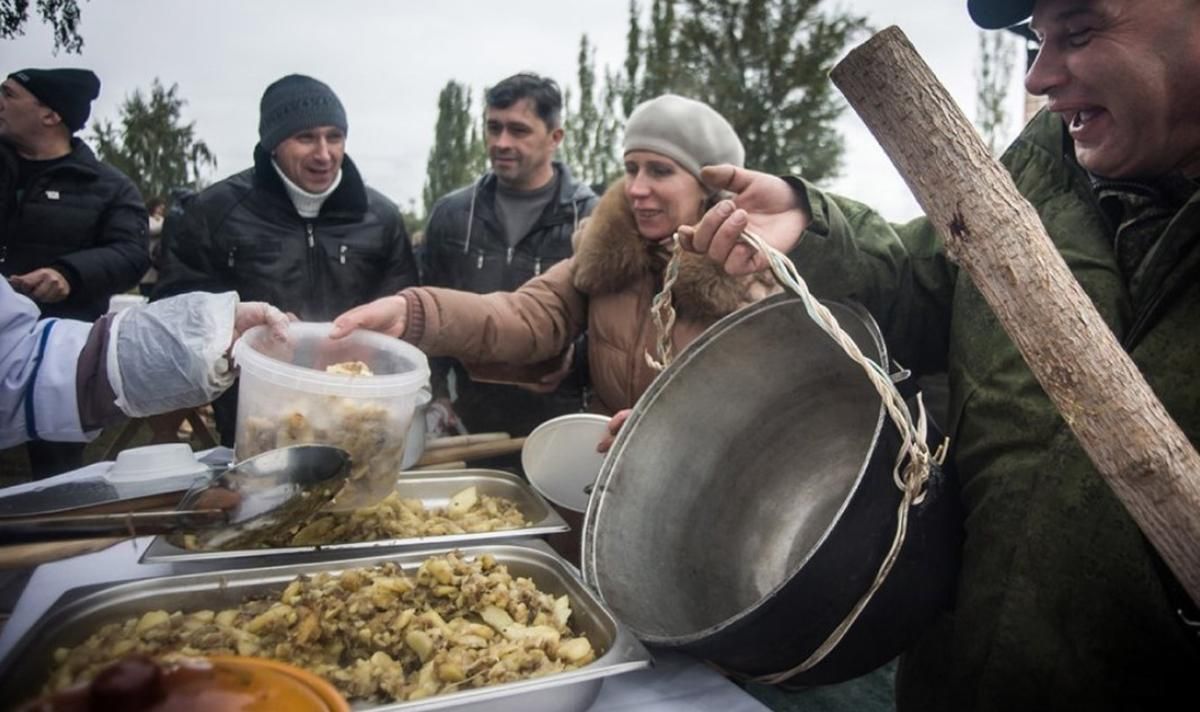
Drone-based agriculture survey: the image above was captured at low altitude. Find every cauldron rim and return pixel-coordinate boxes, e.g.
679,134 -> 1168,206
582,296 -> 893,643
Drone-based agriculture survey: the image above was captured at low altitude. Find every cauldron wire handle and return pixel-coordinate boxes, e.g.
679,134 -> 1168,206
645,243 -> 682,372
654,230 -> 935,494
652,228 -> 947,684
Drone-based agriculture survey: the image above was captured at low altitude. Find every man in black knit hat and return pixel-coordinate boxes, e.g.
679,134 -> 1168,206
156,74 -> 419,447
0,67 -> 149,478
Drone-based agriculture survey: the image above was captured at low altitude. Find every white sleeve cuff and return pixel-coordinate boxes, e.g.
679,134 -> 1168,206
30,318 -> 97,443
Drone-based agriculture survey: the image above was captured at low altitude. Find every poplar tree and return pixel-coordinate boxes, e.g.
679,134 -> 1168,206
975,29 -> 1017,156
642,0 -> 677,99
562,35 -> 623,191
620,0 -> 642,117
421,80 -> 485,215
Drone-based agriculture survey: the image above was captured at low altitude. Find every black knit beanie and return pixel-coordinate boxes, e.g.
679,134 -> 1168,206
258,74 -> 348,151
7,68 -> 101,133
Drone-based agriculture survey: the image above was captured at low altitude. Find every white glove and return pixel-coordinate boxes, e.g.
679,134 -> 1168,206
233,301 -> 291,345
106,292 -> 287,418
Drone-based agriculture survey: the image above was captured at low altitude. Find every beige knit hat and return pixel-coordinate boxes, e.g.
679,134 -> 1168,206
623,94 -> 744,191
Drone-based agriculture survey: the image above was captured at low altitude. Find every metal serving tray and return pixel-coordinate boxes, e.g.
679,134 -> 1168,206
0,541 -> 651,711
140,469 -> 569,564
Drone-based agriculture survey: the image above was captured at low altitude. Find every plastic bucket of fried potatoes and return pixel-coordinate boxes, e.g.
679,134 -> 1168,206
232,322 -> 430,484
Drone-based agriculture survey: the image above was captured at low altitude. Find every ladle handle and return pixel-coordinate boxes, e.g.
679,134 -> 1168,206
0,509 -> 228,544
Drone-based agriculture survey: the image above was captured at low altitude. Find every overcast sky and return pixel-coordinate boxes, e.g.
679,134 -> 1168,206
3,0 -> 1028,222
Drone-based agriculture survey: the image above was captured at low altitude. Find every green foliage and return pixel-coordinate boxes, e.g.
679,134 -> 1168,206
643,0 -> 677,99
976,30 -> 1016,156
620,0 -> 641,117
398,198 -> 424,239
91,79 -> 216,202
421,80 -> 486,216
678,0 -> 861,180
0,0 -> 85,54
562,35 -> 624,191
608,0 -> 869,182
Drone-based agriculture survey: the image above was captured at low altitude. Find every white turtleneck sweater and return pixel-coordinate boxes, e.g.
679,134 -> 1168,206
272,160 -> 343,218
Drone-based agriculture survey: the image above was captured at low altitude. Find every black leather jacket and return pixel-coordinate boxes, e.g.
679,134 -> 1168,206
155,146 -> 418,319
420,163 -> 597,435
0,139 -> 149,321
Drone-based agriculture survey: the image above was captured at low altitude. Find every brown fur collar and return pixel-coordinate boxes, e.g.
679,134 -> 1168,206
572,179 -> 775,321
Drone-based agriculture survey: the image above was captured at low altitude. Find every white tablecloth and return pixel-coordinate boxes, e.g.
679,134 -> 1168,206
0,538 -> 769,711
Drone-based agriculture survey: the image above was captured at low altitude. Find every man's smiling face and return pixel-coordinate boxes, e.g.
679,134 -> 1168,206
1025,0 -> 1200,178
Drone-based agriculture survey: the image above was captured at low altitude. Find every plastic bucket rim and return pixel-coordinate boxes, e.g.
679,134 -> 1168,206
232,322 -> 430,398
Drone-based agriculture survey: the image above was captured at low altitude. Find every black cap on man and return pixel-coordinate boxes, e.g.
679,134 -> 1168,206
6,68 -> 100,133
968,0 -> 1034,28
258,74 -> 348,151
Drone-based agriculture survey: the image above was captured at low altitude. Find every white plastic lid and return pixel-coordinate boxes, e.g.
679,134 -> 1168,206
108,443 -> 209,483
522,413 -> 610,513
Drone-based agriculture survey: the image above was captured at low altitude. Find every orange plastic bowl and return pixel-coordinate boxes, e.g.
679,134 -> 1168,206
16,655 -> 351,712
199,656 -> 350,712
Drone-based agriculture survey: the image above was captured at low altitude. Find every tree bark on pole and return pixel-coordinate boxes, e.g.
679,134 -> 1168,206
830,26 -> 1200,604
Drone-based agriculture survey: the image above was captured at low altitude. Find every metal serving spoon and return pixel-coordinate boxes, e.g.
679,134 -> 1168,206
0,445 -> 351,546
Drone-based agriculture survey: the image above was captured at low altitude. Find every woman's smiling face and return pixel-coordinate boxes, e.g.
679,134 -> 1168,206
623,151 -> 708,242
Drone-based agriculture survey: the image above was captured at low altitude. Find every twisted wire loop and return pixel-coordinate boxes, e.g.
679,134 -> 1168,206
645,239 -> 683,372
646,229 -> 948,684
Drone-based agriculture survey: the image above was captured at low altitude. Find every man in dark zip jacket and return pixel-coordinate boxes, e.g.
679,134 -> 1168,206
0,67 -> 149,478
155,74 -> 418,446
423,73 -> 597,437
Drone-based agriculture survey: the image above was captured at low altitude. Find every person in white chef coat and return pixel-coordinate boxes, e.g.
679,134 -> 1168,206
1,279 -> 288,449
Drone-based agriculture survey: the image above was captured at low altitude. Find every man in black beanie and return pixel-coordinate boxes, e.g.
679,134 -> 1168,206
155,73 -> 418,447
3,68 -> 100,135
0,67 -> 149,478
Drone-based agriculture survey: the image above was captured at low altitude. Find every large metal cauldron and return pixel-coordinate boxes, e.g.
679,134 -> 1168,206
581,295 -> 961,685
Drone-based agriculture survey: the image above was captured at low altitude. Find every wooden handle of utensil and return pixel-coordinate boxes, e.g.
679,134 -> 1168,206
0,537 -> 126,569
424,432 -> 511,450
414,438 -> 526,466
0,509 -> 228,545
831,26 -> 1200,604
411,461 -> 468,471
36,490 -> 188,517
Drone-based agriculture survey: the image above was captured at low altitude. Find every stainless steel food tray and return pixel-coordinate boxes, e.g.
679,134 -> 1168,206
0,541 -> 651,711
140,469 -> 569,564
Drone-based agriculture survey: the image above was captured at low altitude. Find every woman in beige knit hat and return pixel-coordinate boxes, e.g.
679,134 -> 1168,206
332,94 -> 776,449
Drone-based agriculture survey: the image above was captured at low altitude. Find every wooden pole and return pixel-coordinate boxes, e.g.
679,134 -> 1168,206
830,26 -> 1200,603
0,538 -> 124,569
411,461 -> 469,472
424,432 -> 511,451
413,438 -> 526,467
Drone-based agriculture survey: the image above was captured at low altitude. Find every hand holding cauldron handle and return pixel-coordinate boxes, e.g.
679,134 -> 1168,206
830,26 -> 1200,604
